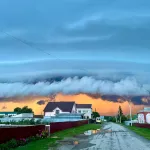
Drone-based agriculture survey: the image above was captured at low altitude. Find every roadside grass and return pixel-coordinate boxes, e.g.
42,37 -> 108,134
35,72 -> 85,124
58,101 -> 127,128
52,123 -> 101,138
125,125 -> 150,140
15,123 -> 101,150
14,138 -> 59,150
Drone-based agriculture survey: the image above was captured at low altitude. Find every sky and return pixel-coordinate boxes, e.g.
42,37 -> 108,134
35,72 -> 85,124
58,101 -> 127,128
0,0 -> 150,114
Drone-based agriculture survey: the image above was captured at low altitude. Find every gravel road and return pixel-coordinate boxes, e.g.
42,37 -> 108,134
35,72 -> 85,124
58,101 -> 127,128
56,122 -> 150,150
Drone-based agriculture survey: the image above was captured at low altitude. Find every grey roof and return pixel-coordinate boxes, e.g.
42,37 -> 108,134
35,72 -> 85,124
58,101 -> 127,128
76,104 -> 92,109
138,107 -> 150,113
44,102 -> 75,112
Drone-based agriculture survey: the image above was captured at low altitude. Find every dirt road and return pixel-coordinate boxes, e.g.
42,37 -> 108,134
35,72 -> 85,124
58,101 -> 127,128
56,122 -> 150,150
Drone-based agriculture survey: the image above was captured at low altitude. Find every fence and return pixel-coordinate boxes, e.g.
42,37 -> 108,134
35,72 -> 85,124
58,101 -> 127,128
0,120 -> 88,144
50,120 -> 88,134
0,125 -> 45,144
133,123 -> 150,129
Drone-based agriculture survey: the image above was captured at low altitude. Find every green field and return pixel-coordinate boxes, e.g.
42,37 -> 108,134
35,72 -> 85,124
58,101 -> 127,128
15,124 -> 101,150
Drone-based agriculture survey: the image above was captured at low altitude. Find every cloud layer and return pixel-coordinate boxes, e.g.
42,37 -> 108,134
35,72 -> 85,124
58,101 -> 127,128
0,77 -> 150,98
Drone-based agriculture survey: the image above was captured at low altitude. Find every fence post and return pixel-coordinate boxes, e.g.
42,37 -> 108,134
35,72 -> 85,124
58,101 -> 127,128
45,125 -> 50,136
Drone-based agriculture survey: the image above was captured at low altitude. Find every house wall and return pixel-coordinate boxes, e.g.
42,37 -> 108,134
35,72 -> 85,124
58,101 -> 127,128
44,107 -> 70,117
138,112 -> 150,124
71,103 -> 77,113
77,108 -> 92,119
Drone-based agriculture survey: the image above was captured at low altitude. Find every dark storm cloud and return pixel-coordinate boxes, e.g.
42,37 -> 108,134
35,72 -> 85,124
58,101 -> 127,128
0,0 -> 150,103
86,94 -> 150,105
37,100 -> 46,105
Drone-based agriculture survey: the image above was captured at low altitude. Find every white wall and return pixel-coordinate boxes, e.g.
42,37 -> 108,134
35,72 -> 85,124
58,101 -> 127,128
77,108 -> 92,119
146,113 -> 150,124
138,113 -> 145,124
44,107 -> 70,117
71,103 -> 77,113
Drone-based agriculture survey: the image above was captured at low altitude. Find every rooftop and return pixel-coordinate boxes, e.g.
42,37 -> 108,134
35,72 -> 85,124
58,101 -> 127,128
76,104 -> 92,109
44,101 -> 75,112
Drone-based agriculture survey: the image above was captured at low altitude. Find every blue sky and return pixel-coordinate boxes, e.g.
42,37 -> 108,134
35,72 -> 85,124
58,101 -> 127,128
0,0 -> 150,97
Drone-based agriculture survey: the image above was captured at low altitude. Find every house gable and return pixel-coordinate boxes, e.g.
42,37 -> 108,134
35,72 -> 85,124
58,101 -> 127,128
44,102 -> 75,113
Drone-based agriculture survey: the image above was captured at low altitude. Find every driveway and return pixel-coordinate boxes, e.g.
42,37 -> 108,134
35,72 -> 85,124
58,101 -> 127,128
55,122 -> 150,150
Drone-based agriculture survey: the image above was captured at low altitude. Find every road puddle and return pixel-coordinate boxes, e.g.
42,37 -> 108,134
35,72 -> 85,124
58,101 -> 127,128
73,140 -> 79,145
84,129 -> 100,135
59,140 -> 79,145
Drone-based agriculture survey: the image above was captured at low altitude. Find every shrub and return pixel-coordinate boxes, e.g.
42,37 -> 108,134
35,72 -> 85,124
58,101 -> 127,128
17,138 -> 26,146
41,130 -> 49,138
0,130 -> 48,149
0,143 -> 9,150
7,139 -> 18,148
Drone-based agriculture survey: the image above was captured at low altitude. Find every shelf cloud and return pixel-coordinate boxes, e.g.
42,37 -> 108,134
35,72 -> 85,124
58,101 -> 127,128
0,77 -> 149,98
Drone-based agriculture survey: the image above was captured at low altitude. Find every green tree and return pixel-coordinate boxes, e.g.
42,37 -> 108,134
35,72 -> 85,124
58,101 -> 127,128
118,106 -> 123,123
14,106 -> 33,114
121,115 -> 128,122
92,112 -> 100,119
21,106 -> 33,113
14,107 -> 22,114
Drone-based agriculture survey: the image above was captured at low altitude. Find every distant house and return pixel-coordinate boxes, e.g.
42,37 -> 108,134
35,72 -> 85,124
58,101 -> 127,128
0,112 -> 17,117
138,107 -> 150,124
76,104 -> 92,119
44,102 -> 76,117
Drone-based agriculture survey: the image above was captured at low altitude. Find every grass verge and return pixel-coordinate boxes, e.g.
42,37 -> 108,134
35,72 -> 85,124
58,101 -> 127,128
126,126 -> 150,140
15,123 -> 101,150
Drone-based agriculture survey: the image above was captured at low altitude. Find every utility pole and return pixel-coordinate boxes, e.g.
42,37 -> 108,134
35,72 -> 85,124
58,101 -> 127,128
128,100 -> 132,126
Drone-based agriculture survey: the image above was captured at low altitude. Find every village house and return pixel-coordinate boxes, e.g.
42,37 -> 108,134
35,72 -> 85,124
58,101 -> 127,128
44,102 -> 76,117
76,104 -> 92,119
43,102 -> 92,119
138,107 -> 150,124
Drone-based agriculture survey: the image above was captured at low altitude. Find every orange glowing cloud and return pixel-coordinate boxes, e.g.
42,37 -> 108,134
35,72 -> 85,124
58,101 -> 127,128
0,94 -> 144,115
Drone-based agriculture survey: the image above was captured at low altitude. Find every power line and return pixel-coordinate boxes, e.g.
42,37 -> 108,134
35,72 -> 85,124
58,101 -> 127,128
0,30 -> 90,74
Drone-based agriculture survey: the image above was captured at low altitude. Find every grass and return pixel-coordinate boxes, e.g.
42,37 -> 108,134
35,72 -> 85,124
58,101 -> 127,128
126,126 -> 150,140
15,124 -> 101,150
52,123 -> 101,138
15,138 -> 59,150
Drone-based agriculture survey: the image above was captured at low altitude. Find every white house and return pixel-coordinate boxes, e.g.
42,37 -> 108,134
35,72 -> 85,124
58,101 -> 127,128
76,104 -> 92,119
44,102 -> 76,117
138,107 -> 150,124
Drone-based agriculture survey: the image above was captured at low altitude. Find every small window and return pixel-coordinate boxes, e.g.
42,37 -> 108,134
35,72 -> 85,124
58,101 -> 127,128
78,110 -> 81,113
56,110 -> 60,114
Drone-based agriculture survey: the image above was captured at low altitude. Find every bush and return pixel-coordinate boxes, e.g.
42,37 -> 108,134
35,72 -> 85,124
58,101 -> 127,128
17,138 -> 26,146
0,130 -> 48,149
0,139 -> 17,150
0,143 -> 9,150
7,139 -> 18,148
40,130 -> 48,138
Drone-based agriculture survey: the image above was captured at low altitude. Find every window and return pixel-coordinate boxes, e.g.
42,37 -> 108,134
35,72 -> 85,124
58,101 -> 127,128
78,110 -> 81,113
83,110 -> 88,113
56,110 -> 60,115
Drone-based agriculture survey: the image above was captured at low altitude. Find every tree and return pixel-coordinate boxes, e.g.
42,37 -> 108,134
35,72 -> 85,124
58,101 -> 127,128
21,106 -> 33,113
118,106 -> 123,123
92,112 -> 100,119
14,106 -> 33,114
121,115 -> 128,122
14,107 -> 22,114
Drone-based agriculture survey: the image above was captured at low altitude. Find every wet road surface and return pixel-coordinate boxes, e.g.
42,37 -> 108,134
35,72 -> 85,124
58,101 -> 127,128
55,122 -> 150,150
